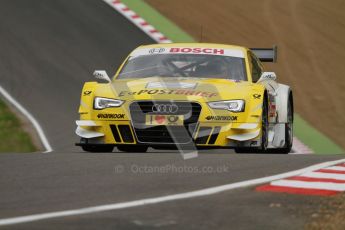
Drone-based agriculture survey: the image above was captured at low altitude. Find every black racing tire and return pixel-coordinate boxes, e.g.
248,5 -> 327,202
265,93 -> 293,154
259,93 -> 269,152
235,93 -> 269,154
117,145 -> 148,153
81,145 -> 114,153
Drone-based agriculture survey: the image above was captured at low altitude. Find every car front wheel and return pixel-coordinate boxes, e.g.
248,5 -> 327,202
235,94 -> 268,154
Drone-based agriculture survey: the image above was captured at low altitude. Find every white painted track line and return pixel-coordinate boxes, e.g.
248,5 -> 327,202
0,158 -> 344,226
0,85 -> 52,153
324,166 -> 345,171
300,171 -> 345,180
271,179 -> 345,191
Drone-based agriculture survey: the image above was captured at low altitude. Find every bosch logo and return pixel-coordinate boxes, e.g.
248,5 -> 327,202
152,104 -> 178,113
149,48 -> 165,54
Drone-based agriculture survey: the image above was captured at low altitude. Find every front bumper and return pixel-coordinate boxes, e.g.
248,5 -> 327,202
75,119 -> 262,148
76,100 -> 262,148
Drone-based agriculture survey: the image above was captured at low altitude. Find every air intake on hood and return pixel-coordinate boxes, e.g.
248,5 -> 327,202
146,82 -> 197,89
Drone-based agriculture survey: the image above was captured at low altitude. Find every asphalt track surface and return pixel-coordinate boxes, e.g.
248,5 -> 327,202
0,0 -> 344,229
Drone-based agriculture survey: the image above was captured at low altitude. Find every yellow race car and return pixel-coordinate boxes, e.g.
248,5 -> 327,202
76,43 -> 293,153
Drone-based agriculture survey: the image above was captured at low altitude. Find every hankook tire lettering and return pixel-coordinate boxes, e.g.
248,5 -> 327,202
97,114 -> 125,119
206,116 -> 238,121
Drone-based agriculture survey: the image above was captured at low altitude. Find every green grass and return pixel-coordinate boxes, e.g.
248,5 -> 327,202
0,99 -> 36,152
294,114 -> 344,154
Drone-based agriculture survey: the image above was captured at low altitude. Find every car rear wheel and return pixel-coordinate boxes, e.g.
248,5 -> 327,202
259,94 -> 269,152
117,145 -> 148,153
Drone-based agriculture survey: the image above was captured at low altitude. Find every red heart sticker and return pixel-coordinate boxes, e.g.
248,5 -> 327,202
155,115 -> 166,124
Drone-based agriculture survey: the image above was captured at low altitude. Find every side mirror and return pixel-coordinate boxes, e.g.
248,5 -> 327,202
258,72 -> 277,82
93,70 -> 111,83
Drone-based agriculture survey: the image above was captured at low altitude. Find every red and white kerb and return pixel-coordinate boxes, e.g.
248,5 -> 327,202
103,0 -> 172,43
256,163 -> 345,196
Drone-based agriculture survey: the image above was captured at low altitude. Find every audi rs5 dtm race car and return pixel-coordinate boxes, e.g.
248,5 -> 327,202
76,43 -> 293,153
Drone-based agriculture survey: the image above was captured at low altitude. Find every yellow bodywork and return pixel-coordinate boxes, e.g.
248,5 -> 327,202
77,43 -> 266,148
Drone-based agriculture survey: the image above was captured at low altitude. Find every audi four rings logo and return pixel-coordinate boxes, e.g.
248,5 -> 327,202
149,48 -> 165,54
152,104 -> 178,113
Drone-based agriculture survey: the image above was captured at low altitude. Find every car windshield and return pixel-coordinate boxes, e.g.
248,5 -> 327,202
117,54 -> 247,80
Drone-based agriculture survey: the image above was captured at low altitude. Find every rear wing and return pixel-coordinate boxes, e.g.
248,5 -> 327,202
250,46 -> 277,62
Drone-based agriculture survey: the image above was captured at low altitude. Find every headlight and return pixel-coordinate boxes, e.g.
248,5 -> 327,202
94,97 -> 124,110
208,100 -> 245,112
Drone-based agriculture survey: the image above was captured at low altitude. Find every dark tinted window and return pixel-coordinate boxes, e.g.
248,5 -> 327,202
250,53 -> 262,82
117,54 -> 247,81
